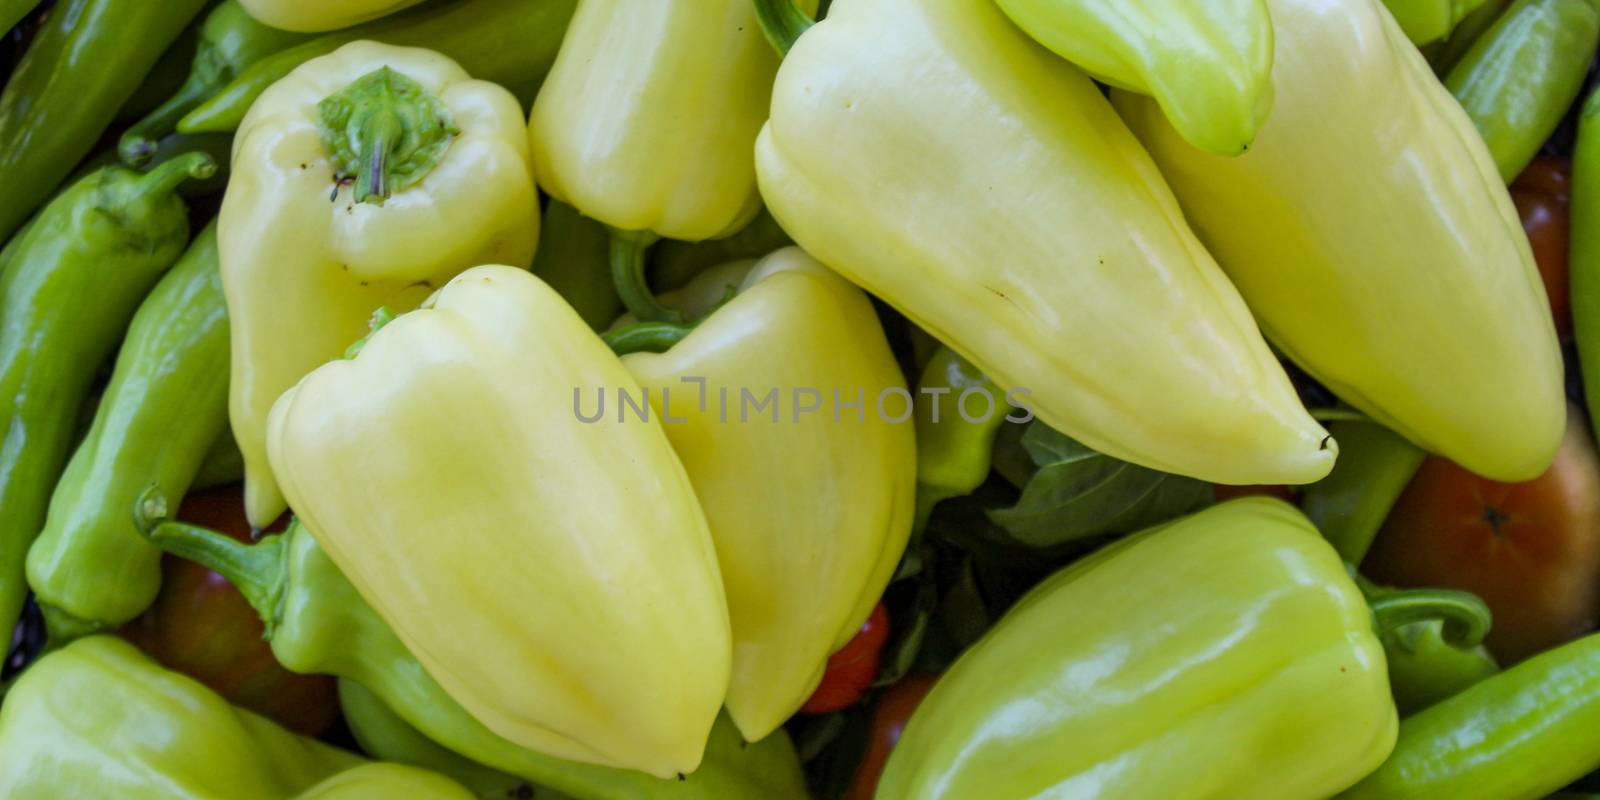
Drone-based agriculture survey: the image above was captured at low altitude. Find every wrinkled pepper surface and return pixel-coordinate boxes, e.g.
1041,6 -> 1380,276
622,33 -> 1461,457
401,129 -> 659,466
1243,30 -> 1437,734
531,0 -> 813,324
181,0 -> 578,133
1444,0 -> 1600,183
27,223 -> 231,642
339,680 -> 532,800
0,154 -> 212,661
239,0 -> 425,32
139,512 -> 806,799
0,636 -> 362,799
1385,0 -> 1494,43
221,41 -> 538,528
621,247 -> 915,741
754,0 -> 1332,487
0,0 -> 208,242
994,0 -> 1273,156
877,498 -> 1397,799
266,266 -> 729,777
1116,0 -> 1565,482
292,764 -> 473,800
1339,631 -> 1600,799
120,1 -> 312,164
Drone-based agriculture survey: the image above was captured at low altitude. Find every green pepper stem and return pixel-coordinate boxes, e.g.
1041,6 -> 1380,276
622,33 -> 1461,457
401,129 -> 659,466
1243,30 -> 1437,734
132,486 -> 288,636
129,152 -> 219,201
603,321 -> 694,355
609,230 -> 684,325
1367,587 -> 1492,648
344,306 -> 398,359
752,0 -> 814,57
118,52 -> 226,166
318,66 -> 458,206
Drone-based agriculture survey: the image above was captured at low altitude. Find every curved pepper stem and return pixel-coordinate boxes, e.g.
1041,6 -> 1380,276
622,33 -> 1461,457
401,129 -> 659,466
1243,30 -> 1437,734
609,230 -> 685,325
752,0 -> 814,57
344,306 -> 398,360
132,486 -> 289,637
603,321 -> 695,356
318,66 -> 458,206
119,51 -> 226,166
1365,585 -> 1493,649
127,151 -> 219,202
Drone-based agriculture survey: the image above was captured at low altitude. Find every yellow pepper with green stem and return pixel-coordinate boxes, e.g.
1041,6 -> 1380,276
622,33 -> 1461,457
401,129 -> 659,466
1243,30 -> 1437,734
266,266 -> 730,778
619,247 -> 916,742
1115,0 -> 1565,482
529,0 -> 814,325
221,41 -> 539,528
753,0 -> 1334,487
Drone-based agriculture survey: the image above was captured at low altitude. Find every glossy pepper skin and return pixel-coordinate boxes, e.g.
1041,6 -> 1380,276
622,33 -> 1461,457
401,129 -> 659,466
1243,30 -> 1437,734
180,0 -> 578,133
0,154 -> 213,666
877,498 -> 1397,800
26,223 -> 230,642
754,0 -> 1331,487
622,248 -> 915,741
221,41 -> 538,528
1339,631 -> 1600,799
1576,90 -> 1600,433
267,266 -> 729,777
120,1 -> 312,164
0,636 -> 362,799
0,0 -> 42,42
338,680 -> 533,800
140,516 -> 808,799
1116,0 -> 1564,483
1385,0 -> 1493,43
240,0 -> 425,32
0,0 -> 208,243
293,764 -> 474,800
1444,0 -> 1600,183
994,0 -> 1273,156
913,346 -> 1020,530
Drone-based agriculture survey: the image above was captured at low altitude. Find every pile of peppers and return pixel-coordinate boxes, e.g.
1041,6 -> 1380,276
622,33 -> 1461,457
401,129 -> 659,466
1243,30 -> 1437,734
1,0 -> 1599,797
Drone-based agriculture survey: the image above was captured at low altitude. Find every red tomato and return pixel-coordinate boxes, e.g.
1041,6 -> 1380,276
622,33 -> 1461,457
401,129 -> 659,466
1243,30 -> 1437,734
800,603 -> 891,714
120,486 -> 338,735
1213,484 -> 1296,503
1511,156 -> 1572,338
1363,406 -> 1600,663
844,672 -> 940,800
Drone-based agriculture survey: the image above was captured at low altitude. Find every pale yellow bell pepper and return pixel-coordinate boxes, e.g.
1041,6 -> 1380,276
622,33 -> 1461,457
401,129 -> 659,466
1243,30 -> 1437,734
1115,0 -> 1566,482
622,247 -> 916,742
238,0 -> 425,33
220,40 -> 539,527
266,266 -> 730,779
995,0 -> 1275,156
754,0 -> 1334,486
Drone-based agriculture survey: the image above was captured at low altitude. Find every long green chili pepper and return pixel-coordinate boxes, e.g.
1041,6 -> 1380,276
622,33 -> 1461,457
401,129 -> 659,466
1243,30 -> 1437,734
1339,631 -> 1600,799
0,0 -> 209,243
135,506 -> 809,800
1384,0 -> 1493,43
0,153 -> 214,657
0,0 -> 43,48
338,680 -> 535,800
533,200 -> 622,331
120,1 -> 311,165
1427,0 -> 1512,71
25,223 -> 230,644
72,133 -> 235,199
1572,88 -> 1600,441
1302,420 -> 1426,564
178,0 -> 578,135
1444,0 -> 1600,182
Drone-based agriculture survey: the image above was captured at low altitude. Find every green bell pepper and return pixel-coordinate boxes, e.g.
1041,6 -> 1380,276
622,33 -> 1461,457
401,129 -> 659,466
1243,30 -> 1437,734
338,680 -> 536,800
136,506 -> 809,800
0,153 -> 214,661
178,0 -> 578,134
25,222 -> 230,642
1444,0 -> 1600,182
0,0 -> 209,242
1339,631 -> 1600,799
0,635 -> 361,798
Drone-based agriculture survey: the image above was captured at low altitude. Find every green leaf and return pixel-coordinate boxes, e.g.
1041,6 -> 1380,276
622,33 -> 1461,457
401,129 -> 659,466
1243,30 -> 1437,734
986,423 -> 1212,546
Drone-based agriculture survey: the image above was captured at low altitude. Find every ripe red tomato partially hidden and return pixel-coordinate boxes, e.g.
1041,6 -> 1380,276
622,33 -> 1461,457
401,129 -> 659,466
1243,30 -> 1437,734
120,486 -> 338,735
1363,406 -> 1600,663
844,672 -> 940,800
800,603 -> 891,715
1511,156 -> 1572,338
